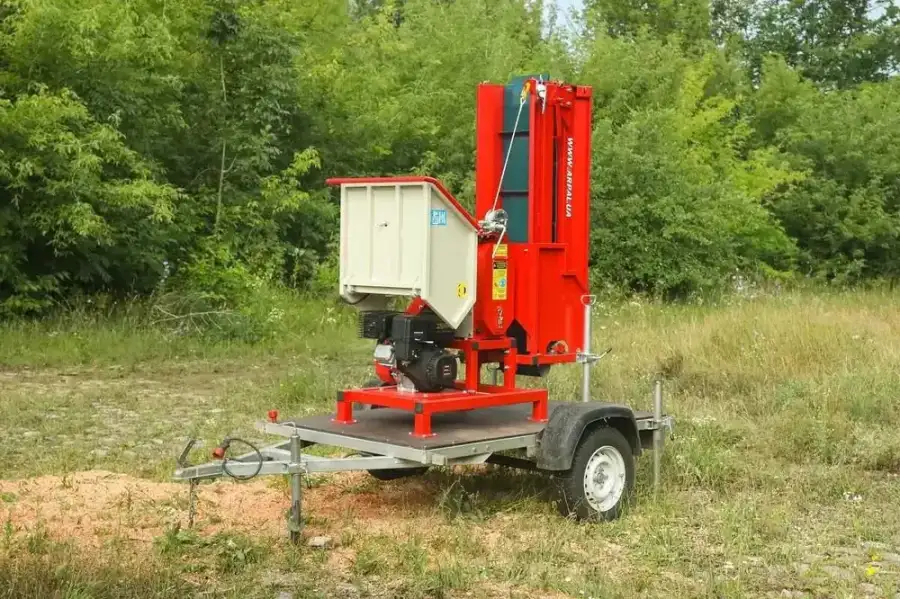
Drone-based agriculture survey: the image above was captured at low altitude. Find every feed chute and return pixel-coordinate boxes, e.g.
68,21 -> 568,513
332,177 -> 478,331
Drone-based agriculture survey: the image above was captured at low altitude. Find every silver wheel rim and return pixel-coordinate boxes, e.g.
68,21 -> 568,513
583,445 -> 627,513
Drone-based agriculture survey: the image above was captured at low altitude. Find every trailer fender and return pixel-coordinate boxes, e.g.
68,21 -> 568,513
537,402 -> 640,471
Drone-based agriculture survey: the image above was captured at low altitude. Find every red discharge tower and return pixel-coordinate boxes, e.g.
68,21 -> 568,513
327,77 -> 594,437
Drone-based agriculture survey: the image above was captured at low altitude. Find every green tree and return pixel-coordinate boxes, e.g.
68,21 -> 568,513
585,0 -> 713,48
308,0 -> 570,201
0,89 -> 178,314
581,34 -> 798,296
743,0 -> 900,87
2,0 -> 899,313
752,57 -> 900,282
0,0 -> 338,307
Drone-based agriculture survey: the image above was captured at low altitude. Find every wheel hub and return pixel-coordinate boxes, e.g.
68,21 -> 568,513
583,445 -> 626,513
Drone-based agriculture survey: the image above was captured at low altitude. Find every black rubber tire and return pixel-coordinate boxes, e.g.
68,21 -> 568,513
556,425 -> 635,521
357,379 -> 429,481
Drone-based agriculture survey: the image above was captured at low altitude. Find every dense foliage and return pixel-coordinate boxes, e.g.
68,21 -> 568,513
0,0 -> 897,313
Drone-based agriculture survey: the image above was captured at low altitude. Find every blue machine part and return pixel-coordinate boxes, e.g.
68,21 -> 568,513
501,74 -> 548,243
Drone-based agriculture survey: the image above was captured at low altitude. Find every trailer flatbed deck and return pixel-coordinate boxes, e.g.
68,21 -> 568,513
280,402 -> 656,450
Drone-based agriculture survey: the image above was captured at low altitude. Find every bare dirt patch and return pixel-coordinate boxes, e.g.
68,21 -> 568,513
0,470 -> 276,546
0,470 -> 440,550
311,471 -> 437,522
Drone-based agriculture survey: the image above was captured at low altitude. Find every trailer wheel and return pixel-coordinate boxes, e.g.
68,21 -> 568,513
557,425 -> 634,521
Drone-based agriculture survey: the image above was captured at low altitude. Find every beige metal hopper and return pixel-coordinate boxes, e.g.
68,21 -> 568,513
333,177 -> 478,330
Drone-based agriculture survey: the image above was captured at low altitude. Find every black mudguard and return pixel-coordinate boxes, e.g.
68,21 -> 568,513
537,402 -> 640,471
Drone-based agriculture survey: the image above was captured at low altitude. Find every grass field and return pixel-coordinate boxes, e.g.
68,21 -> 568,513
1,290 -> 899,598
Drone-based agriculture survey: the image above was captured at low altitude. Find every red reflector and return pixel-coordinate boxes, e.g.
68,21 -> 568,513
268,409 -> 279,423
212,447 -> 225,459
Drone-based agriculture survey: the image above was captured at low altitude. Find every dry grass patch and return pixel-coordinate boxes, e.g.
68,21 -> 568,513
2,291 -> 900,597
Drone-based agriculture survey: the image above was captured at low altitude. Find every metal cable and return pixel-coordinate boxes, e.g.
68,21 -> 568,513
221,437 -> 264,481
489,87 -> 529,216
487,83 -> 531,258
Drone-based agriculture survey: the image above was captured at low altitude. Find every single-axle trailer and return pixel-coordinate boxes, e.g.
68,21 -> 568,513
175,75 -> 676,537
175,386 -> 673,541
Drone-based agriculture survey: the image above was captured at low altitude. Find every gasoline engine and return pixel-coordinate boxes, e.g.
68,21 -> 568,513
359,310 -> 458,392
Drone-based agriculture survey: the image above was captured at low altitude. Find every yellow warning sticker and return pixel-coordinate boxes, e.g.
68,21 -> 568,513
494,244 -> 508,258
456,282 -> 468,298
492,259 -> 508,301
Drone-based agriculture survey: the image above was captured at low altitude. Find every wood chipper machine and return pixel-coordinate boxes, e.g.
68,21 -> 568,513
174,77 -> 673,539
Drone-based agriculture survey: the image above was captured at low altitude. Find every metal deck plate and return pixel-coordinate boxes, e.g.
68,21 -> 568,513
283,404 -> 544,449
282,403 -> 656,450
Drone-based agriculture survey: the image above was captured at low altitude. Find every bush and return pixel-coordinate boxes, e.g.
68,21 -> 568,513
581,35 -> 798,297
0,89 -> 179,316
752,58 -> 900,284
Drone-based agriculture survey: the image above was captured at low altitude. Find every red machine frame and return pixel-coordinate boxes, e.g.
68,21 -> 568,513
330,78 -> 593,437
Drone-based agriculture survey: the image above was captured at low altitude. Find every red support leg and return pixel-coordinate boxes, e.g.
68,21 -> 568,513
413,412 -> 433,437
334,399 -> 355,424
465,346 -> 480,390
503,347 -> 517,390
530,395 -> 548,422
